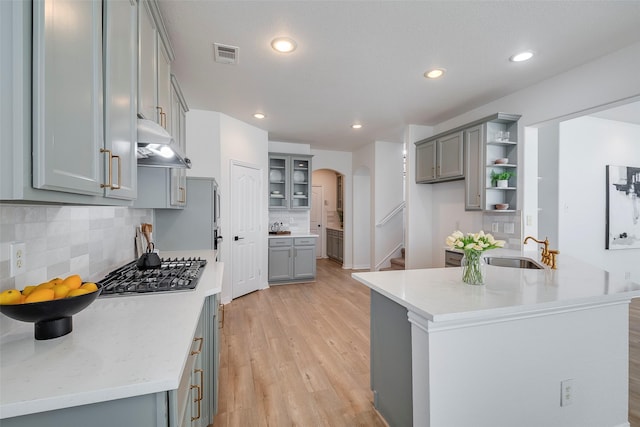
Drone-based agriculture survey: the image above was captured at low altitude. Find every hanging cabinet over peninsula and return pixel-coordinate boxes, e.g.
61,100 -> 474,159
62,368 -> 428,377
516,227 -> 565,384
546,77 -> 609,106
415,113 -> 521,213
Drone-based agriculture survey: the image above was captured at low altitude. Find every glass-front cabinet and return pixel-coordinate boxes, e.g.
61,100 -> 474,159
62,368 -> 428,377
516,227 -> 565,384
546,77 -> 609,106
269,153 -> 312,210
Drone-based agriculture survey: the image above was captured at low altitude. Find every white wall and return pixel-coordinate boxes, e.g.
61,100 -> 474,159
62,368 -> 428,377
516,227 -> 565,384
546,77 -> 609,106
353,143 -> 375,269
374,140 -> 405,269
404,124 -> 434,269
220,114 -> 269,302
187,110 -> 268,303
406,41 -> 640,270
558,116 -> 640,280
353,167 -> 371,269
186,109 -> 220,179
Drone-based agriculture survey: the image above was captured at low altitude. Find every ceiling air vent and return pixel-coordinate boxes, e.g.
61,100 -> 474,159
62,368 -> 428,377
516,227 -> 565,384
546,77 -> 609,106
213,43 -> 239,65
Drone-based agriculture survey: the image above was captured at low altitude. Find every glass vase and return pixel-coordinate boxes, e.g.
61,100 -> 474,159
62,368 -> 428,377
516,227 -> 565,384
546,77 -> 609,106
461,250 -> 486,285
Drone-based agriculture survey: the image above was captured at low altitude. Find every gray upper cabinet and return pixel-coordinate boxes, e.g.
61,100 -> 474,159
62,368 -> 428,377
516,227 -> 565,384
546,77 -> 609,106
169,76 -> 188,208
32,0 -> 104,196
1,0 -> 137,204
269,153 -> 313,210
137,0 -> 157,122
134,3 -> 189,210
437,132 -> 464,180
417,113 -> 521,211
464,124 -> 484,211
103,0 -> 138,200
415,140 -> 436,182
415,132 -> 463,183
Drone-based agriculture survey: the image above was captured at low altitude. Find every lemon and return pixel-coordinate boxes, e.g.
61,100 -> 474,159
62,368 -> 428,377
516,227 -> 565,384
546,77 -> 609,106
36,281 -> 56,290
0,289 -> 22,305
25,288 -> 55,304
80,282 -> 98,293
67,288 -> 90,298
53,284 -> 70,299
21,285 -> 36,296
62,275 -> 82,290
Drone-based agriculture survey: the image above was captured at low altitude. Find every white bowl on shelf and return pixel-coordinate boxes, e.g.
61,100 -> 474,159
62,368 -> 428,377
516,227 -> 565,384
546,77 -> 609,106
494,158 -> 509,165
494,203 -> 509,210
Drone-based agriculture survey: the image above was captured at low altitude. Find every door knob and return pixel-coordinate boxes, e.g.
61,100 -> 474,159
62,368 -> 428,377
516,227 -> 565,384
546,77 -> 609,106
234,236 -> 244,241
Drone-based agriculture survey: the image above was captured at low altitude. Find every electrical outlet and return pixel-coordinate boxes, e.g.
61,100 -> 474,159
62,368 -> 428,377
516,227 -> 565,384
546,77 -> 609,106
561,379 -> 574,406
504,222 -> 515,234
10,242 -> 26,277
491,222 -> 499,233
526,215 -> 533,226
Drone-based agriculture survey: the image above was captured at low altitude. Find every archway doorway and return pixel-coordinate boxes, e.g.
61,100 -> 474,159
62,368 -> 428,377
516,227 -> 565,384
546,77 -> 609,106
311,169 -> 345,263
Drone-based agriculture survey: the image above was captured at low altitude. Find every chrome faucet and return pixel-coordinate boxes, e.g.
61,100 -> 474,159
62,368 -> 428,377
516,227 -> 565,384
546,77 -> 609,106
523,236 -> 559,269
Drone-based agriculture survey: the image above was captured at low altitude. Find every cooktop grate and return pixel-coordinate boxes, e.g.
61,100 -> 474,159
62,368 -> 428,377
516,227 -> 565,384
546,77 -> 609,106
97,257 -> 207,297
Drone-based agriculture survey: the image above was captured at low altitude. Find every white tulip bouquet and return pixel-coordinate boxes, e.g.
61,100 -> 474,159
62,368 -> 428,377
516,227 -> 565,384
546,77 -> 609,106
446,230 -> 505,285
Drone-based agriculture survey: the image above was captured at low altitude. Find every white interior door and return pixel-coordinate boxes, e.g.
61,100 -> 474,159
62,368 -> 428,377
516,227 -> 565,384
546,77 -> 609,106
311,185 -> 324,258
231,163 -> 262,299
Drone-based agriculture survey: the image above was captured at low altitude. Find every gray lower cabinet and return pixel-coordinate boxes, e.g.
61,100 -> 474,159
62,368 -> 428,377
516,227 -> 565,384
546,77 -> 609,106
2,294 -> 220,427
326,229 -> 343,263
370,290 -> 412,427
268,237 -> 317,284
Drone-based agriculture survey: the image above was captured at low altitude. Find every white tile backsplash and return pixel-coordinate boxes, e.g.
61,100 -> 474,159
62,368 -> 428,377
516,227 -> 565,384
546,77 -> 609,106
482,211 -> 522,249
0,204 -> 152,290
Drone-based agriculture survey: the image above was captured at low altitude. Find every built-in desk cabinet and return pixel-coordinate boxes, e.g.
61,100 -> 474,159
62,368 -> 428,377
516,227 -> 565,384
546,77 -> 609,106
326,228 -> 344,263
268,237 -> 317,284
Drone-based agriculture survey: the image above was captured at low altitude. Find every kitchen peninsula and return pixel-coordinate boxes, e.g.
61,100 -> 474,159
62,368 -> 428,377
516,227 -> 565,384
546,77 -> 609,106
353,255 -> 640,427
0,250 -> 222,427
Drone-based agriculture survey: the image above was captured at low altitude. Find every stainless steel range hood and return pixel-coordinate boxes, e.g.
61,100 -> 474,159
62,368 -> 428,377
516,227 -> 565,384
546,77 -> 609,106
136,118 -> 191,168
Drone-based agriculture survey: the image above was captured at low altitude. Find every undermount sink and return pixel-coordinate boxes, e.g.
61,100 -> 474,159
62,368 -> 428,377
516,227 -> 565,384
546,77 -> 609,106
483,256 -> 545,270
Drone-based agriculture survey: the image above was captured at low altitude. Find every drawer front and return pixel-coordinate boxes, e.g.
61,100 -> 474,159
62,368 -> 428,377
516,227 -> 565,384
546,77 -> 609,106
269,238 -> 293,247
445,250 -> 463,267
294,237 -> 316,246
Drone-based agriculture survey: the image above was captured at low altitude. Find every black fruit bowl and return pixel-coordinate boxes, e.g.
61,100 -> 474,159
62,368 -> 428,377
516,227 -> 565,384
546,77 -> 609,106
0,285 -> 102,340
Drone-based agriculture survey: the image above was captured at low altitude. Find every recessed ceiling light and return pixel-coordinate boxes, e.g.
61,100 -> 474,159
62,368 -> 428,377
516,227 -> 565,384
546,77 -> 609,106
424,68 -> 446,79
510,51 -> 534,62
351,124 -> 362,129
253,113 -> 266,119
271,37 -> 297,53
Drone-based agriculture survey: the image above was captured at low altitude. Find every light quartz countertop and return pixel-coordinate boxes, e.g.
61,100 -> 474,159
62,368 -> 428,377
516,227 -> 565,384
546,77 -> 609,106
0,250 -> 222,419
353,251 -> 640,323
268,233 -> 318,239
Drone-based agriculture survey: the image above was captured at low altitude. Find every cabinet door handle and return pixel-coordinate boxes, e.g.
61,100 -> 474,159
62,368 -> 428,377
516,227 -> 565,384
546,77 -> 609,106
112,154 -> 121,190
178,186 -> 186,203
191,337 -> 203,355
156,106 -> 166,128
190,383 -> 202,421
194,368 -> 204,401
100,149 -> 120,190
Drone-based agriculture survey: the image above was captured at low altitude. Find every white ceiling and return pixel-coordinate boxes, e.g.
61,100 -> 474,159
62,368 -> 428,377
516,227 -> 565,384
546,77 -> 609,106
158,1 -> 640,151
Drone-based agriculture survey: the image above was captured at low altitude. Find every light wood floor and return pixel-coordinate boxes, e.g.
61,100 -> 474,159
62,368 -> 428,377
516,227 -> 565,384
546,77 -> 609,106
213,259 -> 640,427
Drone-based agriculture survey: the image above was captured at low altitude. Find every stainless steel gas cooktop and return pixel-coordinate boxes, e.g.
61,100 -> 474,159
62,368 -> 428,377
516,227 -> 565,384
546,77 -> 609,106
97,257 -> 207,297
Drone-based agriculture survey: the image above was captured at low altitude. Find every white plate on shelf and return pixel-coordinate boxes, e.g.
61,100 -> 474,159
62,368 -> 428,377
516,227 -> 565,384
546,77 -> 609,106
269,169 -> 282,183
293,171 -> 305,183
